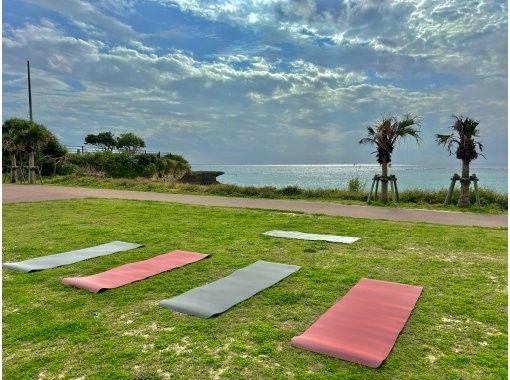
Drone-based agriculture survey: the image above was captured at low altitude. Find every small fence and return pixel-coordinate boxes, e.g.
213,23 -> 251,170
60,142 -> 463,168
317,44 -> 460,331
65,145 -> 170,157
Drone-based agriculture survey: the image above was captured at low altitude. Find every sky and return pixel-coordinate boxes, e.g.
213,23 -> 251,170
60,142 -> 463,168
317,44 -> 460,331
2,0 -> 508,165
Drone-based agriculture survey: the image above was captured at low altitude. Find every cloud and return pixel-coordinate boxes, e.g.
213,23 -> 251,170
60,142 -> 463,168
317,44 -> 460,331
3,1 -> 507,164
23,0 -> 140,40
158,0 -> 507,78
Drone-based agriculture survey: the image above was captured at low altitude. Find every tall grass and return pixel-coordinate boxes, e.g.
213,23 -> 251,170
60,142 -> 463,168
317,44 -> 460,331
45,174 -> 508,212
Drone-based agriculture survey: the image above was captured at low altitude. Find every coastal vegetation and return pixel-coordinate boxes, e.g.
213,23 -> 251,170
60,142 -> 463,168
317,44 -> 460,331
65,151 -> 190,179
3,199 -> 507,379
4,117 -> 505,213
85,131 -> 146,153
2,119 -> 190,181
436,116 -> 484,207
84,131 -> 117,151
45,174 -> 507,213
2,118 -> 68,182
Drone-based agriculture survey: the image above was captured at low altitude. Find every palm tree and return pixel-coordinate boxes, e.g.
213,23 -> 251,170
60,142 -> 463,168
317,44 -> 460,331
436,115 -> 483,207
359,114 -> 421,202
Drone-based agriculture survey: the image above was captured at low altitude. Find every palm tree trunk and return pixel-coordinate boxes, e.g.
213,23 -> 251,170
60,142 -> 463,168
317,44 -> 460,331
458,160 -> 471,207
10,154 -> 17,183
28,151 -> 35,184
381,161 -> 388,202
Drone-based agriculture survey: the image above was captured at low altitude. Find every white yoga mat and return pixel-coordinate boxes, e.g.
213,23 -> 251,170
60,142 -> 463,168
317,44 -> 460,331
263,230 -> 359,244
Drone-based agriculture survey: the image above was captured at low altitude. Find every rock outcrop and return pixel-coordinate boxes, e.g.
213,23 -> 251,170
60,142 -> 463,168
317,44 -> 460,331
179,171 -> 224,185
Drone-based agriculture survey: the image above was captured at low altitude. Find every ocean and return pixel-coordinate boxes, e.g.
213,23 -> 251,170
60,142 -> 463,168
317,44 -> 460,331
192,164 -> 508,193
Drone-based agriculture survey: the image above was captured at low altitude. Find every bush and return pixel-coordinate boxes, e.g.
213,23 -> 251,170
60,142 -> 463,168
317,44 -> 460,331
142,163 -> 157,178
279,186 -> 302,196
163,153 -> 188,163
347,177 -> 364,192
67,151 -> 190,179
56,162 -> 79,176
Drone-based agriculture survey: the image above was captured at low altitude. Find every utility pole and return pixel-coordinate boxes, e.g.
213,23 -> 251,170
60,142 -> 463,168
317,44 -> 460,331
27,60 -> 33,121
27,60 -> 36,183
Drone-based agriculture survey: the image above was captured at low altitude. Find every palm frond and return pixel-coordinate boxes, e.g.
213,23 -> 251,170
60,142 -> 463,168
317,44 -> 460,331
359,137 -> 375,145
476,142 -> 486,158
366,126 -> 376,136
359,114 -> 420,163
439,115 -> 483,161
435,133 -> 454,146
391,114 -> 420,145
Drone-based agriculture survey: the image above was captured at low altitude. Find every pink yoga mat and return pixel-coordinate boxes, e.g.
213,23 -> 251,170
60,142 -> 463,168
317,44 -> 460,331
291,278 -> 422,368
62,250 -> 209,293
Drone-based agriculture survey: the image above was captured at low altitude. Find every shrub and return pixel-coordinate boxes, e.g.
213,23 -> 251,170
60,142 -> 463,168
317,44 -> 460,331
163,153 -> 188,163
55,162 -> 79,176
347,177 -> 364,192
142,163 -> 157,178
279,186 -> 302,196
67,151 -> 190,179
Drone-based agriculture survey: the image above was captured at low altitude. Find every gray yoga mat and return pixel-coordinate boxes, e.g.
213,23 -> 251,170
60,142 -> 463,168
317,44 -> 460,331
263,230 -> 360,244
160,260 -> 301,318
3,241 -> 143,273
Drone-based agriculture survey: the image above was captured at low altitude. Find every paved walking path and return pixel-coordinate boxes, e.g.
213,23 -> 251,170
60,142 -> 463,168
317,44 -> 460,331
3,184 -> 507,228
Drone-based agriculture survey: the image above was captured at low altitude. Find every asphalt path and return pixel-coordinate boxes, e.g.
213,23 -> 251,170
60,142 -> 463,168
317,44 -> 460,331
3,184 -> 507,228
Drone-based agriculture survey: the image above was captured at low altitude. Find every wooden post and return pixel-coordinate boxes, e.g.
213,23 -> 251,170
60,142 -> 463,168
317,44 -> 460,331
389,178 -> 396,202
20,166 -> 27,183
444,173 -> 459,205
28,152 -> 36,184
392,175 -> 400,202
10,154 -> 17,183
374,175 -> 379,201
367,174 -> 400,204
471,173 -> 480,206
37,166 -> 43,184
367,175 -> 377,203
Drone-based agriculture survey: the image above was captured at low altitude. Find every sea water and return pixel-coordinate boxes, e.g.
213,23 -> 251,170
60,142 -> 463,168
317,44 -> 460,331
193,164 -> 508,192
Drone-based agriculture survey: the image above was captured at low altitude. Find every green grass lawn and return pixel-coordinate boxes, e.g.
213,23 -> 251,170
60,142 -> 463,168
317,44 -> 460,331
3,199 -> 507,379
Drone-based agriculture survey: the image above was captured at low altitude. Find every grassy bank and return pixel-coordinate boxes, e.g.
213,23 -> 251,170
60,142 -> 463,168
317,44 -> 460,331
3,199 -> 507,379
45,175 -> 508,214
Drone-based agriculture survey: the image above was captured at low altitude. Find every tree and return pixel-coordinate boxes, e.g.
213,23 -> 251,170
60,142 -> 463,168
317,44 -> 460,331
39,134 -> 68,175
21,122 -> 52,183
116,133 -> 145,153
85,131 -> 116,151
436,115 -> 484,207
359,114 -> 421,202
2,118 -> 52,183
2,119 -> 25,182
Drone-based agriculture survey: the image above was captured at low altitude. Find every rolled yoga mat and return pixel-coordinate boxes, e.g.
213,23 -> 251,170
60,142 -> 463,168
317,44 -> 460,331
3,241 -> 143,273
160,260 -> 301,318
291,278 -> 422,368
63,250 -> 209,292
263,230 -> 359,244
